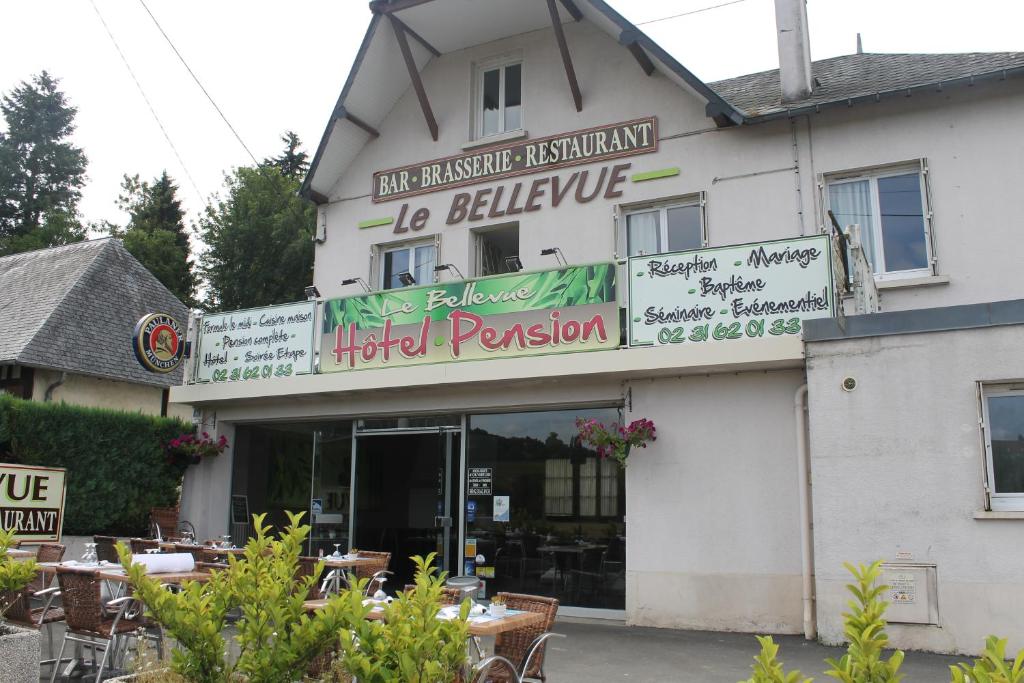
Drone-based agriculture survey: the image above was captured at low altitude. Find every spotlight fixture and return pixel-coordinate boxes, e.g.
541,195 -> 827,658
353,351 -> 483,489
540,247 -> 567,266
504,255 -> 524,272
341,277 -> 371,292
397,271 -> 417,287
433,263 -> 465,279
303,285 -> 321,300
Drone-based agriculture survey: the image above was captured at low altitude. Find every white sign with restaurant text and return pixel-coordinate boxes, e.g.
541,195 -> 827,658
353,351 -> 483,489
195,301 -> 316,383
0,464 -> 67,542
628,235 -> 835,347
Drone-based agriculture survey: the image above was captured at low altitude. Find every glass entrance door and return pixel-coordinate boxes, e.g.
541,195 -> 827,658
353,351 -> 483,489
351,426 -> 461,590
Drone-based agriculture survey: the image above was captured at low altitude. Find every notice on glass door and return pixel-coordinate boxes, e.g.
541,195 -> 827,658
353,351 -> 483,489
468,468 -> 492,496
493,496 -> 510,522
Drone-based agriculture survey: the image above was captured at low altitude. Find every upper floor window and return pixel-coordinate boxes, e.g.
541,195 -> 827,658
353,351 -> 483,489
381,241 -> 436,290
624,198 -> 705,257
982,384 -> 1024,512
826,164 -> 932,278
477,59 -> 522,138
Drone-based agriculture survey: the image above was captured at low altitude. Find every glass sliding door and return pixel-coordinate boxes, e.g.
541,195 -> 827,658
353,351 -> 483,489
465,407 -> 625,610
309,422 -> 353,557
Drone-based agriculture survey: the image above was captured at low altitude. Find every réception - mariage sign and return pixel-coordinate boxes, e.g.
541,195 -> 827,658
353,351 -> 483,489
319,264 -> 618,372
628,235 -> 835,347
195,301 -> 317,383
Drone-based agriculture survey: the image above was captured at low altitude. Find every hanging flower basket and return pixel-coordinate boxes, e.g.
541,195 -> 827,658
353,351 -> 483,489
164,432 -> 228,468
576,417 -> 656,468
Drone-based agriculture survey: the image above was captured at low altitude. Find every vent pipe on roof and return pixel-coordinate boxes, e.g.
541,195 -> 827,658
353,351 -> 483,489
774,0 -> 814,102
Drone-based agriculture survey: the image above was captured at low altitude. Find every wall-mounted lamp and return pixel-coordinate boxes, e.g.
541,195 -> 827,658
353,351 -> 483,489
341,277 -> 371,293
504,255 -> 524,273
434,263 -> 465,280
397,271 -> 417,287
304,285 -> 321,300
540,247 -> 568,266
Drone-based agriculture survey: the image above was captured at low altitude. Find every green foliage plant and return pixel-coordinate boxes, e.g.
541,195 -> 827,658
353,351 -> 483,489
332,553 -> 471,682
0,527 -> 38,620
950,636 -> 1024,683
118,511 -> 348,683
823,560 -> 904,683
0,393 -> 190,535
741,635 -> 812,683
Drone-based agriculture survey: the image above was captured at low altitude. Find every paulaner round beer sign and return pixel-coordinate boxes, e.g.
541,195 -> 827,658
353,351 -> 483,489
133,313 -> 184,373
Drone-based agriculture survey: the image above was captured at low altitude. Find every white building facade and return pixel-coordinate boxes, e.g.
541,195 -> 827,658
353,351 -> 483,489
171,0 -> 1024,655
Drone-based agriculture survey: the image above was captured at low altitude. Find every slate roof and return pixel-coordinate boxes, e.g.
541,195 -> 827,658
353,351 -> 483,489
0,238 -> 187,387
711,52 -> 1024,117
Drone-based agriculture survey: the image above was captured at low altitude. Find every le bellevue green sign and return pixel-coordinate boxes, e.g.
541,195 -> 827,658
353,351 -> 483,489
319,264 -> 618,372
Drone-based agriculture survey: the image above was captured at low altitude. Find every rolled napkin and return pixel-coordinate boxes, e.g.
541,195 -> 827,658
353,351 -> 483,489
130,552 -> 195,574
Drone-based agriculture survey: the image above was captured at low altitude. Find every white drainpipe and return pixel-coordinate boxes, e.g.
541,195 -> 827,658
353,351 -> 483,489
795,383 -> 816,640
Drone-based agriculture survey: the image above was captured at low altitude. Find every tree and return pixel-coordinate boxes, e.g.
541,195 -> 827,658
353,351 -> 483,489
108,171 -> 197,306
264,130 -> 309,179
200,134 -> 315,311
0,71 -> 87,255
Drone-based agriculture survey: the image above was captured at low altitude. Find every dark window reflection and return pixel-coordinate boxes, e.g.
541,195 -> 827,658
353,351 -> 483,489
989,395 -> 1024,494
466,408 -> 626,610
878,173 -> 928,272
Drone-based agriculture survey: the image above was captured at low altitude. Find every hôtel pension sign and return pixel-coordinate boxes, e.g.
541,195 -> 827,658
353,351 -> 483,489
1,464 -> 67,542
320,264 -> 618,372
373,117 -> 657,203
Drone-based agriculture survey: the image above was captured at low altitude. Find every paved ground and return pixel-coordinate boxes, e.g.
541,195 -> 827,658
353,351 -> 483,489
543,619 -> 961,682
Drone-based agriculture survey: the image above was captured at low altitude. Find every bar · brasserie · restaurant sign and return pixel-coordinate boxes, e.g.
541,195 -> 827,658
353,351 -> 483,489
1,463 -> 67,542
320,264 -> 618,372
372,117 -> 657,202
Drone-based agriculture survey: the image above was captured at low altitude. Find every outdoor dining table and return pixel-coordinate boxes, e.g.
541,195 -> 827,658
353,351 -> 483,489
97,568 -> 212,585
302,598 -> 547,637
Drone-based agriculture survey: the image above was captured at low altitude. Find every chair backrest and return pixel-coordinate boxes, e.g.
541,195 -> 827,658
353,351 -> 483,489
0,588 -> 33,625
494,593 -> 559,678
173,544 -> 206,562
93,536 -> 119,563
36,542 -> 66,563
55,567 -> 104,633
403,584 -> 463,606
130,538 -> 160,555
354,550 -> 391,592
150,506 -> 179,537
297,556 -> 324,599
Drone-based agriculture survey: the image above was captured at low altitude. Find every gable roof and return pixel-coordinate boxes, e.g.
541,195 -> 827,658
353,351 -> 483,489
299,0 -> 744,202
711,52 -> 1024,119
0,238 -> 187,388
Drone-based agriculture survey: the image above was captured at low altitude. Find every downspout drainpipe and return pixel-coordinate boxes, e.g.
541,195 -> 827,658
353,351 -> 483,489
795,383 -> 816,640
44,372 -> 67,402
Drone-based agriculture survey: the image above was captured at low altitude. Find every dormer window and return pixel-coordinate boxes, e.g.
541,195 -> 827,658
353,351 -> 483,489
477,57 -> 522,138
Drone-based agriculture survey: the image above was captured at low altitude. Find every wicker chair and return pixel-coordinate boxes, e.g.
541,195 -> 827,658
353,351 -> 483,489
50,566 -> 163,683
93,535 -> 120,563
297,556 -> 328,599
490,593 -> 560,683
150,506 -> 179,540
2,586 -> 67,674
36,542 -> 66,563
404,584 -> 464,606
353,550 -> 392,595
130,538 -> 161,554
173,543 -> 206,563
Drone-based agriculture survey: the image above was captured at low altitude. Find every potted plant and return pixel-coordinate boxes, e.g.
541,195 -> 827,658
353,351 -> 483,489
575,417 -> 657,467
164,431 -> 229,467
0,528 -> 41,683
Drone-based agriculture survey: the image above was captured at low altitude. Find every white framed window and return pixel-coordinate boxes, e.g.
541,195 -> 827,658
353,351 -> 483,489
476,57 -> 522,139
622,197 -> 706,257
380,241 -> 436,290
981,384 -> 1024,512
825,163 -> 934,279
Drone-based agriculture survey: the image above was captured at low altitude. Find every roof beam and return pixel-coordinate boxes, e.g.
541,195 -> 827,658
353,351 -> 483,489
390,15 -> 441,57
336,106 -> 380,138
389,14 -> 438,141
619,30 -> 654,76
559,0 -> 583,21
368,0 -> 435,14
546,0 -> 583,112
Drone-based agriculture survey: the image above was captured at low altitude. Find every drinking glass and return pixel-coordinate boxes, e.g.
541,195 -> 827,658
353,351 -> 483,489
81,543 -> 98,565
332,544 -> 342,558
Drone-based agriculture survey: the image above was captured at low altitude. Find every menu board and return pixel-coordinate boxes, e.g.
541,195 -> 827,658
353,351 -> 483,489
628,235 -> 835,346
195,301 -> 316,383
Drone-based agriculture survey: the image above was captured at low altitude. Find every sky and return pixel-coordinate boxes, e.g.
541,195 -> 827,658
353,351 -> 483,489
0,0 -> 1021,235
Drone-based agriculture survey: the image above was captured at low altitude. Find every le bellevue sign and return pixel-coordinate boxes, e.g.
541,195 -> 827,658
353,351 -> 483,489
372,117 -> 658,204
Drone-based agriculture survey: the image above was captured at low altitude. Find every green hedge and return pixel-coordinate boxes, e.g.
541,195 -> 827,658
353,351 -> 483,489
0,393 -> 192,536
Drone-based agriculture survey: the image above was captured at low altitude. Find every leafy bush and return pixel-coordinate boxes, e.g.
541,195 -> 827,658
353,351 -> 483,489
951,637 -> 1024,683
741,635 -> 811,683
0,527 -> 38,619
0,393 -> 190,535
330,553 -> 471,682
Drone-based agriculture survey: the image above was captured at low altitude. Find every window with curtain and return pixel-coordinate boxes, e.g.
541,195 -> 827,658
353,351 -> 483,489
580,457 -> 619,517
544,458 -> 573,516
982,386 -> 1024,512
381,242 -> 436,290
625,200 -> 704,256
827,167 -> 931,277
478,60 -> 522,138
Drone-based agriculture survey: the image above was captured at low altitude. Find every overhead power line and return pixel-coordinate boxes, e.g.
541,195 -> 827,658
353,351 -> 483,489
635,0 -> 750,26
137,0 -> 259,166
87,0 -> 207,207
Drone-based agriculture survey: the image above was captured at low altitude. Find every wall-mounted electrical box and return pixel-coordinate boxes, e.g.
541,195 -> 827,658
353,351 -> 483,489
881,563 -> 939,625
